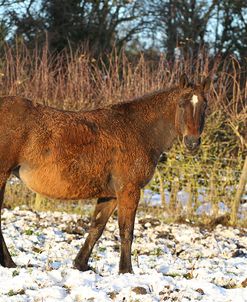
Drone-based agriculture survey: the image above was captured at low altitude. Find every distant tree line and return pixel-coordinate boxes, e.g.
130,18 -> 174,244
0,0 -> 246,60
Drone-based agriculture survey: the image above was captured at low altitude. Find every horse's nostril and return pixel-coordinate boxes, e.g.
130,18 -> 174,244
184,135 -> 189,146
184,135 -> 200,150
184,135 -> 193,147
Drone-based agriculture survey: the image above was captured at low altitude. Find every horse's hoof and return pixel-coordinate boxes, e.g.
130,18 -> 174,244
0,260 -> 17,268
119,268 -> 134,274
8,263 -> 17,268
73,261 -> 93,272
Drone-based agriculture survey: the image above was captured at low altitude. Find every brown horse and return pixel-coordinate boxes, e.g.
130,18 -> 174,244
0,74 -> 210,273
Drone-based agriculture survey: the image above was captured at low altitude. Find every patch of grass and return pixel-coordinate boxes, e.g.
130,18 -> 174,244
10,249 -> 18,257
183,272 -> 194,280
32,246 -> 43,253
24,229 -> 34,235
7,289 -> 25,296
12,270 -> 20,277
222,283 -> 238,289
150,247 -> 164,256
98,246 -> 107,252
164,272 -> 183,278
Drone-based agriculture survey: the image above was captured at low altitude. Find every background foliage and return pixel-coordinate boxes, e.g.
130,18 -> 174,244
0,0 -> 247,59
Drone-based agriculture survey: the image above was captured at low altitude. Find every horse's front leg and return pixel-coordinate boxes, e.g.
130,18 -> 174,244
74,197 -> 117,271
0,182 -> 17,268
117,185 -> 140,274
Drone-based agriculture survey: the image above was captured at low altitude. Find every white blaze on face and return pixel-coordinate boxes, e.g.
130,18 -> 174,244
191,94 -> 198,117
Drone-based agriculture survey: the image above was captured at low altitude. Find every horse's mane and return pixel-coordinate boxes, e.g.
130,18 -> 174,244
104,85 -> 178,111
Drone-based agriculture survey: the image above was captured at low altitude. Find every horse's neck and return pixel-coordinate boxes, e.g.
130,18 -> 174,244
131,88 -> 180,153
132,87 -> 179,116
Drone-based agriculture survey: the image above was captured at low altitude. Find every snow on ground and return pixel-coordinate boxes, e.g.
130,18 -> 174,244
144,189 -> 247,217
0,208 -> 247,302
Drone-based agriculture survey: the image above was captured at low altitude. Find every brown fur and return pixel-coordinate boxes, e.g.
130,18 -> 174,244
0,75 -> 210,273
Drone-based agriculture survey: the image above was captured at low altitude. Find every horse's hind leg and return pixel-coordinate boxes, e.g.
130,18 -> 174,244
0,183 -> 17,268
74,197 -> 117,271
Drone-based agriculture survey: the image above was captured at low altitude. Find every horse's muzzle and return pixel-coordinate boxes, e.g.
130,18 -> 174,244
183,135 -> 201,152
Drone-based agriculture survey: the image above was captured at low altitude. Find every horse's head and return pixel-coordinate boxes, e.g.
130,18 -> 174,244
175,74 -> 210,153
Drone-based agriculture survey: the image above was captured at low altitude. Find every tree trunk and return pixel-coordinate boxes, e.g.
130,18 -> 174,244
231,156 -> 247,225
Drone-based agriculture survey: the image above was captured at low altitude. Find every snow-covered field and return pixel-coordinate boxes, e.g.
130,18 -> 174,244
0,208 -> 247,302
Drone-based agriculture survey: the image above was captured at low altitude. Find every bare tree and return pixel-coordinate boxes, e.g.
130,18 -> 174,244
6,0 -> 149,56
215,0 -> 247,58
149,0 -> 219,58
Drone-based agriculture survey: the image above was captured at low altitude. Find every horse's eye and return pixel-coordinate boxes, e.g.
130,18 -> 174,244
179,99 -> 185,108
202,101 -> 207,110
205,105 -> 211,115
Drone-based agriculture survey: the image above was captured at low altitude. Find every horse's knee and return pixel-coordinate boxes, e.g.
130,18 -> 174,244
119,227 -> 133,242
88,225 -> 105,240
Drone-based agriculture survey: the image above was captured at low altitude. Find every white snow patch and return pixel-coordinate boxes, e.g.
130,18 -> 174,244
0,208 -> 246,301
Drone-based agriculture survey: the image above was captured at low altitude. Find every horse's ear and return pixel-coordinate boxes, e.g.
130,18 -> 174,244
179,74 -> 189,88
202,76 -> 211,92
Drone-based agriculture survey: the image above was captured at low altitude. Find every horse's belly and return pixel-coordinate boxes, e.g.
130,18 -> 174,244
19,163 -> 108,200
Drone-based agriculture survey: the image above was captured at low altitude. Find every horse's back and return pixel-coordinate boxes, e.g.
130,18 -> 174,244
0,96 -> 155,199
7,100 -> 118,198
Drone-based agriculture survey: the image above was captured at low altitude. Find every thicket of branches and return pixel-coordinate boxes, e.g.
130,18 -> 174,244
0,0 -> 247,60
